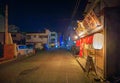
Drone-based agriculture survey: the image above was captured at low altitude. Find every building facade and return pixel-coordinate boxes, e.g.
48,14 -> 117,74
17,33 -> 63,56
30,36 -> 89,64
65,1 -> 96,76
74,0 -> 120,80
0,15 -> 5,32
26,29 -> 50,49
48,32 -> 58,48
11,32 -> 25,44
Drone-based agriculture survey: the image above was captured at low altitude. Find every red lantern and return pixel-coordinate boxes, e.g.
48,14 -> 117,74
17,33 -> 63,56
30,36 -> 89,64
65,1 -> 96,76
80,38 -> 83,44
79,38 -> 84,57
79,50 -> 83,57
76,40 -> 80,46
86,35 -> 93,44
89,35 -> 93,44
83,38 -> 86,43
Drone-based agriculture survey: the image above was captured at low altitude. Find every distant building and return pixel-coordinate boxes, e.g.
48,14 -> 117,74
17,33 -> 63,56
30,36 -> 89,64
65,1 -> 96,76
8,25 -> 20,33
0,32 -> 4,44
11,32 -> 25,44
26,29 -> 50,49
0,32 -> 25,45
48,32 -> 58,48
57,33 -> 64,47
0,15 -> 5,32
8,24 -> 25,44
0,15 -> 5,44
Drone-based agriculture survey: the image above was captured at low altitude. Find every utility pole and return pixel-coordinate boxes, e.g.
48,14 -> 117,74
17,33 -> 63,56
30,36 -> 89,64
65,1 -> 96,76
3,4 -> 15,59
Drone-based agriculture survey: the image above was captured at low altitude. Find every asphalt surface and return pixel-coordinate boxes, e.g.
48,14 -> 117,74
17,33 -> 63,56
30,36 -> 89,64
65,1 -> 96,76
0,49 -> 93,83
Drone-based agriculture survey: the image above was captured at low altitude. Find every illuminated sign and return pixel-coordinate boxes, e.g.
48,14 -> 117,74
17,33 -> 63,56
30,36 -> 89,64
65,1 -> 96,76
76,10 -> 102,37
83,10 -> 101,30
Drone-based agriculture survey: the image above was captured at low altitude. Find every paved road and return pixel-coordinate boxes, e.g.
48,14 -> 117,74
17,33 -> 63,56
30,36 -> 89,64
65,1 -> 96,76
0,49 -> 92,83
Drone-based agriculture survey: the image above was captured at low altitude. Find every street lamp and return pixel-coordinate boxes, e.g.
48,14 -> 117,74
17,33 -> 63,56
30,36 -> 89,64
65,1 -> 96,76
74,35 -> 78,39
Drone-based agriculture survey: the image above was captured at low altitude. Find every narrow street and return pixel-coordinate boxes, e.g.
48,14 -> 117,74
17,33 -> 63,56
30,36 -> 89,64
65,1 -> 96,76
0,49 -> 92,83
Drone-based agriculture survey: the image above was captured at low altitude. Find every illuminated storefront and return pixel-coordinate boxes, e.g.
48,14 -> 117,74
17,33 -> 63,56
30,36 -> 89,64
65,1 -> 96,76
75,0 -> 120,80
74,9 -> 104,79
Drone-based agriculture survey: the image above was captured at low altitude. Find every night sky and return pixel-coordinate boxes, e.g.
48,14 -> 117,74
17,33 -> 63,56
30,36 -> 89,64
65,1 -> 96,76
0,0 -> 87,33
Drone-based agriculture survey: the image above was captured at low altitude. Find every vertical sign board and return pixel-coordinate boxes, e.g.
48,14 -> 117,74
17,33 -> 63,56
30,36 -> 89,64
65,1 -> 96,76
85,55 -> 97,75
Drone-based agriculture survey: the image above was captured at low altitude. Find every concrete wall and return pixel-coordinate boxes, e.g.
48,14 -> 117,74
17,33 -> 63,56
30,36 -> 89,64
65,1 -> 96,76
4,44 -> 17,59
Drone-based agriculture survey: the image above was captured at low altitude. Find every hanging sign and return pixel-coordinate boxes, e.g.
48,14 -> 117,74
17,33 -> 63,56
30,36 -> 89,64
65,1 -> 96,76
83,10 -> 101,31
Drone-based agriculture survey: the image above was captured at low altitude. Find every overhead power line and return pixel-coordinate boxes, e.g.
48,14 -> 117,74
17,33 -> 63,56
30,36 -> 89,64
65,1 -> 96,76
71,0 -> 81,20
65,0 -> 81,36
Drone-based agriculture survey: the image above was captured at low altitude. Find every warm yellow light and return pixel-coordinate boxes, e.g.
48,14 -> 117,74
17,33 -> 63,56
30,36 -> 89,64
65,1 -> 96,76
93,33 -> 104,49
79,32 -> 86,37
74,36 -> 78,39
73,27 -> 76,30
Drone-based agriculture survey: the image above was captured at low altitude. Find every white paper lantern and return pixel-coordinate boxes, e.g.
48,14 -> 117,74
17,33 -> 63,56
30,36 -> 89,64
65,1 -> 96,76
93,33 -> 104,49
